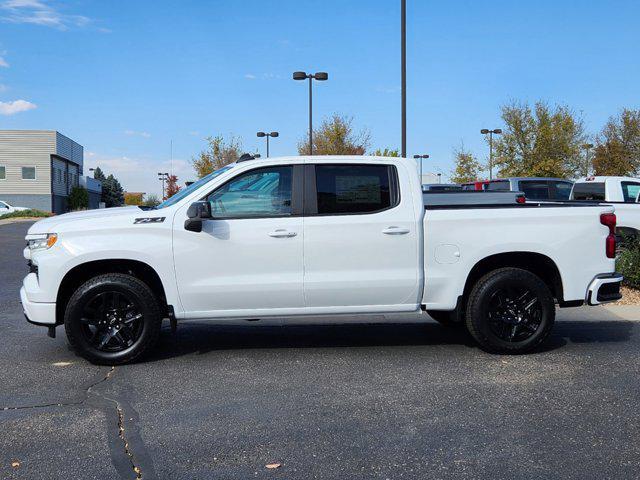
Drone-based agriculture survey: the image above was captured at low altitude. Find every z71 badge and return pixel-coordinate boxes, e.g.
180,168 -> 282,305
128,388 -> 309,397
134,217 -> 166,224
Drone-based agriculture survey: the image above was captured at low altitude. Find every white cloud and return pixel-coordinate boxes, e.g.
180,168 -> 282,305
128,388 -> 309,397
0,99 -> 36,115
0,83 -> 7,92
0,0 -> 92,30
244,74 -> 256,79
188,130 -> 200,136
85,152 -> 196,197
0,56 -> 8,67
124,129 -> 151,138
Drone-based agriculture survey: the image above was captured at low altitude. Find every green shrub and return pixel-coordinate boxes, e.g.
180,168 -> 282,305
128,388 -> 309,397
617,237 -> 640,289
68,186 -> 89,211
0,209 -> 53,219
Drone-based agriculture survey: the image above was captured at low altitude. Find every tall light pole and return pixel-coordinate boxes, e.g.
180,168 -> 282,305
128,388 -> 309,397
582,143 -> 594,177
413,154 -> 429,181
481,128 -> 502,180
257,131 -> 279,158
401,0 -> 407,158
158,172 -> 168,199
293,71 -> 328,155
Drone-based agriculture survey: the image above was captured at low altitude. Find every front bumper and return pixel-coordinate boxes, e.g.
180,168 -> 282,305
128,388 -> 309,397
586,273 -> 623,306
20,285 -> 56,326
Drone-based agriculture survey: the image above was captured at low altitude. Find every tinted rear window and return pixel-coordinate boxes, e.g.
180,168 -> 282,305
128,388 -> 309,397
519,180 -> 550,200
551,181 -> 573,200
572,182 -> 605,201
315,164 -> 394,214
487,181 -> 509,191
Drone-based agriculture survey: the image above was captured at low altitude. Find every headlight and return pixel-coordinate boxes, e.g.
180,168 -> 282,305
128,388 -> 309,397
28,233 -> 58,251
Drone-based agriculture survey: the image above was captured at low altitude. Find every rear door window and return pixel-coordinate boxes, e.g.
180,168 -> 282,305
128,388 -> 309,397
571,182 -> 606,201
519,181 -> 551,200
621,182 -> 640,202
314,164 -> 396,214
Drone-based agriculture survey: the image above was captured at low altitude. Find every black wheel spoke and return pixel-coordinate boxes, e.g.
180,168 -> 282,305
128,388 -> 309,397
486,285 -> 542,343
79,289 -> 145,353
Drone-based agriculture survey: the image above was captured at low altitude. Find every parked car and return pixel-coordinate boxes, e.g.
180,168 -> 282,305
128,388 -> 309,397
422,183 -> 462,192
0,200 -> 28,216
485,178 -> 574,201
21,155 -> 621,364
571,176 -> 640,239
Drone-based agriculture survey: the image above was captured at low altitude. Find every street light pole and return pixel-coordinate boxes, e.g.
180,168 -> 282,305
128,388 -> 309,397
401,0 -> 407,158
413,154 -> 429,182
293,71 -> 328,155
481,128 -> 502,180
157,172 -> 168,199
257,132 -> 279,158
582,143 -> 594,176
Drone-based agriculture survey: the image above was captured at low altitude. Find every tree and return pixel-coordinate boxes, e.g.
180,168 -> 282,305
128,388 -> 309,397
492,100 -> 586,178
68,186 -> 89,210
165,174 -> 180,199
297,114 -> 370,155
372,148 -> 400,157
143,194 -> 161,207
124,192 -> 144,205
450,144 -> 483,184
101,174 -> 125,207
592,109 -> 640,176
92,167 -> 106,182
192,135 -> 242,178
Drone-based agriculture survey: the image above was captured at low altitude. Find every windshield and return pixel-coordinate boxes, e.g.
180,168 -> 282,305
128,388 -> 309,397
153,165 -> 234,209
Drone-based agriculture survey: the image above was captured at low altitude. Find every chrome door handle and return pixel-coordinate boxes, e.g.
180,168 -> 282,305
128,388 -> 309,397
382,226 -> 410,235
268,229 -> 297,238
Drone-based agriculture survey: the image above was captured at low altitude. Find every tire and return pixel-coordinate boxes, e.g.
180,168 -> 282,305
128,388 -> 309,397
427,309 -> 464,327
64,273 -> 162,365
465,267 -> 555,354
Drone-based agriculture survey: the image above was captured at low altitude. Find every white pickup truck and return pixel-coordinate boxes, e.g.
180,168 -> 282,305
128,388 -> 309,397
571,176 -> 640,239
21,156 -> 622,365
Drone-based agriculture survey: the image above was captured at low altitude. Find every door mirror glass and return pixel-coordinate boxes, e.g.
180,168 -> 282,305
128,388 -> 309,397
187,201 -> 212,219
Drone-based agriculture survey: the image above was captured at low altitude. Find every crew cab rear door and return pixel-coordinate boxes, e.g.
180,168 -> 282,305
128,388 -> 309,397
302,162 -> 420,312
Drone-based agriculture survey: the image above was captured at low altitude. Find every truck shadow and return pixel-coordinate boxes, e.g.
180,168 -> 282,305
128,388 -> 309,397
144,319 -> 636,363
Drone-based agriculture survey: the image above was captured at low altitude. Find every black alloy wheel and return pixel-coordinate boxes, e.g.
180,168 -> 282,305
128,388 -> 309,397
79,290 -> 145,352
64,273 -> 162,365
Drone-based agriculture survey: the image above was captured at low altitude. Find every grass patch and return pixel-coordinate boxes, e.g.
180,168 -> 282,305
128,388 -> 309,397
0,209 -> 53,219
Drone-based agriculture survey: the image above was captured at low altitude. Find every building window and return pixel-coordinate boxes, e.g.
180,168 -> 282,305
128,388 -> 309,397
22,166 -> 36,180
0,165 -> 5,180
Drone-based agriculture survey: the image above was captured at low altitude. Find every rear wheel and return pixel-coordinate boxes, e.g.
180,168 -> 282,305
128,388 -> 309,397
465,267 -> 555,354
64,273 -> 162,365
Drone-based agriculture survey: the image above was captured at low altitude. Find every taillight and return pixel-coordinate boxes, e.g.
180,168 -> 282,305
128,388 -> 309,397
516,195 -> 526,204
600,213 -> 616,258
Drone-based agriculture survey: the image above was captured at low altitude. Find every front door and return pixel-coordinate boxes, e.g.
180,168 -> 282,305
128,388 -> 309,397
303,163 -> 420,312
173,164 -> 304,318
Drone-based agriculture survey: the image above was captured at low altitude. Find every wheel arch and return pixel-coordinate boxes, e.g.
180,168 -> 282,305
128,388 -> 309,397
56,259 -> 169,325
462,251 -> 564,305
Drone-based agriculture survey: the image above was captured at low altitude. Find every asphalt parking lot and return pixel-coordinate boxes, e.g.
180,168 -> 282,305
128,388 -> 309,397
1,221 -> 640,480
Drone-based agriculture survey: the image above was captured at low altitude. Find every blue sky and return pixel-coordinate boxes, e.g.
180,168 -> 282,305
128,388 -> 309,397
1,0 -> 638,195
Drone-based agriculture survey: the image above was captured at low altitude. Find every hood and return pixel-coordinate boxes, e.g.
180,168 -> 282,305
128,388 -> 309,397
28,206 -> 141,234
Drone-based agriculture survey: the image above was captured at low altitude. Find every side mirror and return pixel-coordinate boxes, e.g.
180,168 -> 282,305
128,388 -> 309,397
187,201 -> 212,219
184,201 -> 212,233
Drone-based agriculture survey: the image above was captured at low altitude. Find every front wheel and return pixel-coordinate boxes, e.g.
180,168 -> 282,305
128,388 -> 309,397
64,273 -> 163,365
465,267 -> 555,354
